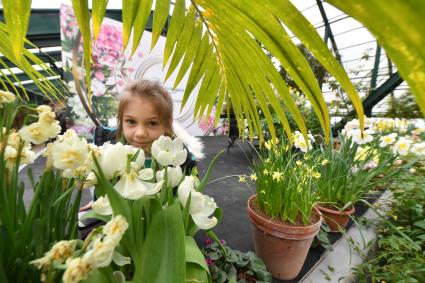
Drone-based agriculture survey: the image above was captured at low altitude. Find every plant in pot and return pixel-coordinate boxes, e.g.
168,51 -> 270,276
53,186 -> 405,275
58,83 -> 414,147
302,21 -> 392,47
247,138 -> 322,280
315,132 -> 400,232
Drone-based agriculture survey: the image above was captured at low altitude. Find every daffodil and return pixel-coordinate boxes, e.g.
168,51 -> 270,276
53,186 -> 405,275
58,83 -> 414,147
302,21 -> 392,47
296,160 -> 302,166
272,171 -> 283,182
321,159 -> 329,165
379,133 -> 397,147
151,136 -> 187,167
62,257 -> 94,283
92,196 -> 112,216
238,175 -> 246,183
351,129 -> 374,145
392,137 -> 411,156
249,173 -> 257,181
0,90 -> 15,106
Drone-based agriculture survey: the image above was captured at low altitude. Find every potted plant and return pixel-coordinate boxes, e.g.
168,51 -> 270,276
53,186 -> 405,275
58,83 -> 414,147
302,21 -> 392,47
247,138 -> 322,280
315,133 -> 399,232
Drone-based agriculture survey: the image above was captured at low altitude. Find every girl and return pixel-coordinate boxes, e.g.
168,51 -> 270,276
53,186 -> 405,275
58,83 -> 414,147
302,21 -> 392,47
116,79 -> 200,172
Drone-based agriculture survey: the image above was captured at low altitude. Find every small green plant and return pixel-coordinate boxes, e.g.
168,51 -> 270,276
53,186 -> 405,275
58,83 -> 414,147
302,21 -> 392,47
201,239 -> 272,283
354,168 -> 425,282
253,139 -> 320,225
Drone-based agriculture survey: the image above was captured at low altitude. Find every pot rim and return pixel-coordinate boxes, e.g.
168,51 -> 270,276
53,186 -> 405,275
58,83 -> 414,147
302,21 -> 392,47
247,195 -> 322,239
316,203 -> 355,215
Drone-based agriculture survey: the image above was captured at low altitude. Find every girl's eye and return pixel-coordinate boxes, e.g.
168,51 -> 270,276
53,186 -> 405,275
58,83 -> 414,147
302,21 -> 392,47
125,119 -> 136,125
148,121 -> 159,127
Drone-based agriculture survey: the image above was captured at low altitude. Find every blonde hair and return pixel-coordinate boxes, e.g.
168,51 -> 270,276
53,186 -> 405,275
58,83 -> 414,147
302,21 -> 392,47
116,80 -> 174,140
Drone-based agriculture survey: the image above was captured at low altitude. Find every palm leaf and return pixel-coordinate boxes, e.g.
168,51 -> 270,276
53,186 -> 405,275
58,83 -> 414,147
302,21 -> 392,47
151,0 -> 171,49
92,0 -> 109,40
327,0 -> 425,117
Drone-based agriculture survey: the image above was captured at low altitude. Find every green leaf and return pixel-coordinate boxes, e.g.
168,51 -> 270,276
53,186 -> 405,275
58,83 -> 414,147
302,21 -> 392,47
327,0 -> 425,118
122,0 -> 139,49
185,236 -> 210,273
136,202 -> 186,283
163,0 -> 186,66
131,0 -> 154,55
71,0 -> 92,108
413,220 -> 425,230
198,149 -> 224,193
151,0 -> 171,49
92,0 -> 109,40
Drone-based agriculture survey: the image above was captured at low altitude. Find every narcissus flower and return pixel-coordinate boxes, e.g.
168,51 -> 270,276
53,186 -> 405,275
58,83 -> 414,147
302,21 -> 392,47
379,133 -> 397,147
0,90 -> 15,106
393,137 -> 411,156
92,195 -> 112,216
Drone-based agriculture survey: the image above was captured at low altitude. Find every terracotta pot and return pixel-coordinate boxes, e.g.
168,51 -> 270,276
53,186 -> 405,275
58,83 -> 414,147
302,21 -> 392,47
247,195 -> 322,280
316,204 -> 355,232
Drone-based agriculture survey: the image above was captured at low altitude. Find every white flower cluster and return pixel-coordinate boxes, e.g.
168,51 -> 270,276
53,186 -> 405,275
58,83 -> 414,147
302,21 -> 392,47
90,135 -> 218,230
343,117 -> 425,157
2,130 -> 35,169
31,216 -> 129,283
19,105 -> 61,145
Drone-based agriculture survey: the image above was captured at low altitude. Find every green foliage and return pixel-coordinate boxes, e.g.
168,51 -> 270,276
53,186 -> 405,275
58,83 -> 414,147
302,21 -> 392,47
354,169 -> 425,282
0,102 -> 81,283
253,140 -> 319,224
201,239 -> 272,283
386,91 -> 423,119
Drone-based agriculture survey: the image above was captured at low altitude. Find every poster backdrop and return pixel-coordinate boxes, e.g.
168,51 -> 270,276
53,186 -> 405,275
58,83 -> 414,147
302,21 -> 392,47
60,3 -> 227,139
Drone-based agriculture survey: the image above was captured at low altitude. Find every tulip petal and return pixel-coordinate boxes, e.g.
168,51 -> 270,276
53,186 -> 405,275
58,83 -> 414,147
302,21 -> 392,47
139,168 -> 154,180
92,196 -> 113,216
173,150 -> 187,166
191,214 -> 217,230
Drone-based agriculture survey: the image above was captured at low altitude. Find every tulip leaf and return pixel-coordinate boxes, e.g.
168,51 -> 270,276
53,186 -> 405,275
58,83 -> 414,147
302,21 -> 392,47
198,149 -> 224,193
185,237 -> 212,283
136,202 -> 186,283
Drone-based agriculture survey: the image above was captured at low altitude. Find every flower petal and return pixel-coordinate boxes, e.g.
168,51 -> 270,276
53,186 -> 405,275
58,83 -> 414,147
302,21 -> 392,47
191,214 -> 217,230
138,168 -> 154,180
172,150 -> 187,166
92,196 -> 112,216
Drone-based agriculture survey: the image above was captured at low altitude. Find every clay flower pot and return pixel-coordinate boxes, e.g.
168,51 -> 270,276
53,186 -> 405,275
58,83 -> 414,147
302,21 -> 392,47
247,195 -> 322,280
316,204 -> 355,232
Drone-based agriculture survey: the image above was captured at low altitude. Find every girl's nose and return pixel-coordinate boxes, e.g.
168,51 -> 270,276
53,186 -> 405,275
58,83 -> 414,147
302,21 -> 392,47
135,126 -> 148,138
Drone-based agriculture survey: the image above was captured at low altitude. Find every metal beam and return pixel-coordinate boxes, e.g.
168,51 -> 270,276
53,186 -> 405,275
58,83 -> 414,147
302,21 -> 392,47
332,72 -> 403,134
370,43 -> 381,91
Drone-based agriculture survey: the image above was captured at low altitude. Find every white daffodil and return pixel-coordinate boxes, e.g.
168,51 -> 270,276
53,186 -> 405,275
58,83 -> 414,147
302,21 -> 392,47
151,136 -> 187,166
102,215 -> 129,244
156,166 -> 183,188
178,176 -> 218,230
392,137 -> 411,156
83,237 -> 115,268
92,196 -> 112,216
114,170 -> 164,200
83,172 -> 98,189
0,90 -> 15,106
379,133 -> 397,147
351,129 -> 374,145
411,142 -> 425,156
292,131 -> 312,153
19,122 -> 53,145
51,130 -> 89,171
62,257 -> 94,283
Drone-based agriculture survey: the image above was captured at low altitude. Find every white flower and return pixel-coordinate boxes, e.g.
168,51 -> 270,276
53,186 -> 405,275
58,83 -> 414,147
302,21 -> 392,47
392,137 -> 411,156
379,133 -> 397,147
92,196 -> 112,216
351,129 -> 374,145
99,143 -> 144,180
19,122 -> 59,145
102,215 -> 129,244
30,240 -> 78,270
83,172 -> 98,188
83,237 -> 115,268
114,170 -> 164,200
156,166 -> 183,188
178,176 -> 218,230
62,257 -> 94,283
292,131 -> 312,152
0,90 -> 15,106
151,136 -> 187,166
51,130 -> 89,171
411,142 -> 425,156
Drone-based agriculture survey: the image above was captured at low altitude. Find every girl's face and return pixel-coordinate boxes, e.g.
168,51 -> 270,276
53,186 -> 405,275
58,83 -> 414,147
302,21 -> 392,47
122,96 -> 167,151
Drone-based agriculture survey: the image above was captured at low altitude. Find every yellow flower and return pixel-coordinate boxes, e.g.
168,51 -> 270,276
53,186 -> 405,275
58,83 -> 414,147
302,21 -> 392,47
272,171 -> 283,182
313,172 -> 321,179
265,158 -> 271,163
62,257 -> 94,283
264,140 -> 272,150
250,173 -> 257,181
296,160 -> 302,166
321,159 -> 329,165
238,175 -> 246,183
263,169 -> 269,175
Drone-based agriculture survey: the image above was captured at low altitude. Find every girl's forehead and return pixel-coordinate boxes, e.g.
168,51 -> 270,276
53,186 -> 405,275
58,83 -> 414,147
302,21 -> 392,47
123,96 -> 160,117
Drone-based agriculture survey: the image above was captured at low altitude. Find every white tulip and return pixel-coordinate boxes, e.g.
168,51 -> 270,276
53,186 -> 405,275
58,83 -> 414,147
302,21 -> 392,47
99,143 -> 142,179
151,136 -> 187,166
114,171 -> 164,200
177,176 -> 218,230
92,196 -> 112,216
156,166 -> 183,188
